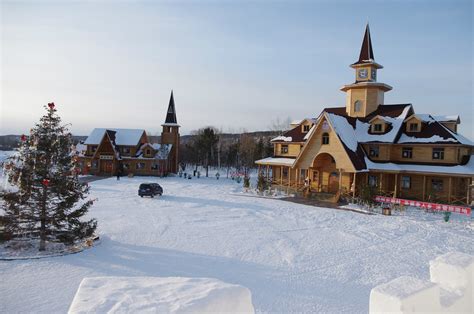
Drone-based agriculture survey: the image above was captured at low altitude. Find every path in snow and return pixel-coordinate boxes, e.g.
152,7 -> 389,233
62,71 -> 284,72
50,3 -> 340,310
1,176 -> 472,313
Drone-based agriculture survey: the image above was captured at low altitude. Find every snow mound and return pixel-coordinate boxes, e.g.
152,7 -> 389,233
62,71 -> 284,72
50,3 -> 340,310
68,277 -> 255,314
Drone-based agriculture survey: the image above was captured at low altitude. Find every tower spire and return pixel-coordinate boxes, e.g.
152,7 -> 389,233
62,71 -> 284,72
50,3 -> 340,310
164,90 -> 177,124
355,23 -> 375,65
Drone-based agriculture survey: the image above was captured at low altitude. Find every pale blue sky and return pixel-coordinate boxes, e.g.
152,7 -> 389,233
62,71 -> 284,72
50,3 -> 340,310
1,0 -> 472,137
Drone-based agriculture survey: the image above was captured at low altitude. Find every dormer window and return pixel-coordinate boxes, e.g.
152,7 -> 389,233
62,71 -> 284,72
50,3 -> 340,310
354,100 -> 362,112
373,124 -> 383,132
409,123 -> 419,132
322,133 -> 330,145
303,125 -> 311,132
146,149 -> 151,155
281,145 -> 289,154
369,146 -> 379,157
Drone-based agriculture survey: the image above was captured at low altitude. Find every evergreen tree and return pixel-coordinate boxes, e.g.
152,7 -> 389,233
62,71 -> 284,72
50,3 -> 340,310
2,103 -> 97,251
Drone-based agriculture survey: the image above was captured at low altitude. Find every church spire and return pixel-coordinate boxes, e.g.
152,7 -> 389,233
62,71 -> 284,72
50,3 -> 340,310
353,23 -> 375,65
164,90 -> 177,124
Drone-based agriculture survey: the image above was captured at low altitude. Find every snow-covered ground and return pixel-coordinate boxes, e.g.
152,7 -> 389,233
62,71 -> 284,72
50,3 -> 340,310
0,175 -> 473,313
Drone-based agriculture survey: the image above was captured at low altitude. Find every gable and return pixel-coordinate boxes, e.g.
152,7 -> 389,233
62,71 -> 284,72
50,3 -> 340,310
293,115 -> 359,172
94,133 -> 116,158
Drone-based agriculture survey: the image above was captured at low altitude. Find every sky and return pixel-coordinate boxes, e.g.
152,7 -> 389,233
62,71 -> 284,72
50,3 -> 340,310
1,0 -> 472,137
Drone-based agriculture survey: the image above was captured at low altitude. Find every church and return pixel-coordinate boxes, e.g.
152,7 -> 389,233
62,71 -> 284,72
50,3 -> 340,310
256,25 -> 474,205
77,91 -> 180,176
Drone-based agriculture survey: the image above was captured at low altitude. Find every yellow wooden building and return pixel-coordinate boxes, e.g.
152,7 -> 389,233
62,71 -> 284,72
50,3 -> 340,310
256,25 -> 474,205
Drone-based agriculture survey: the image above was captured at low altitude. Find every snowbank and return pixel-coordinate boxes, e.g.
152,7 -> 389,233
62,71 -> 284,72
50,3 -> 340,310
369,252 -> 473,313
68,277 -> 254,314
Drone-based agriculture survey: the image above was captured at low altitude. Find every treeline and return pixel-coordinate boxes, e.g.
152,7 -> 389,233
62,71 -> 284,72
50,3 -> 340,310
180,127 -> 278,176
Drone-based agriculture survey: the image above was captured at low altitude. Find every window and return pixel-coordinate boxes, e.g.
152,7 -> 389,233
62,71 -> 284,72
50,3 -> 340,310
136,162 -> 146,170
409,123 -> 419,132
282,167 -> 288,178
303,125 -> 311,132
369,146 -> 379,158
322,133 -> 330,145
91,146 -> 97,152
151,163 -> 160,170
432,148 -> 445,160
368,175 -> 378,187
354,100 -> 362,112
373,124 -> 383,132
146,149 -> 151,155
91,160 -> 98,168
431,179 -> 444,192
402,147 -> 413,159
280,145 -> 289,154
123,163 -> 130,170
401,176 -> 411,189
122,147 -> 130,154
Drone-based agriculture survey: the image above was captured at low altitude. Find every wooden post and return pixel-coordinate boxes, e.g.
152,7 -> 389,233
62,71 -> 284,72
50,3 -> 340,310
338,169 -> 342,192
448,177 -> 452,203
266,165 -> 270,181
296,168 -> 299,187
394,173 -> 398,198
422,175 -> 426,201
280,167 -> 283,185
467,178 -> 472,205
352,172 -> 357,197
258,165 -> 261,176
379,173 -> 383,193
288,167 -> 291,187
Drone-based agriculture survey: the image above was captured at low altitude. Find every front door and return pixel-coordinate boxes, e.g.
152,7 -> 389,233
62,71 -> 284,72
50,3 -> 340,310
100,160 -> 113,175
329,172 -> 339,193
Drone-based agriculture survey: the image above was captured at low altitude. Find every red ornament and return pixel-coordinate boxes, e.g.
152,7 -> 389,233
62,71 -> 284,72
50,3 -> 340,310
42,179 -> 50,186
48,102 -> 55,109
20,134 -> 27,142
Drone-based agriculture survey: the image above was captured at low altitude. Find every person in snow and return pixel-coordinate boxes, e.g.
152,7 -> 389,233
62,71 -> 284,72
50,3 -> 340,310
116,164 -> 123,180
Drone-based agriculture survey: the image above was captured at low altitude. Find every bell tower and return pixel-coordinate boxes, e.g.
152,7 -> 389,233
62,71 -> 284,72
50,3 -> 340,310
340,24 -> 392,117
161,90 -> 180,173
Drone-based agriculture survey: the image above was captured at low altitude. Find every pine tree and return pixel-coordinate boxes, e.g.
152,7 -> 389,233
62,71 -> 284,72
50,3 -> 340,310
2,103 -> 97,251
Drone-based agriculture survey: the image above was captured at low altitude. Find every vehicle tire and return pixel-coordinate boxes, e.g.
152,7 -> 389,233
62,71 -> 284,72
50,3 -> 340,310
140,195 -> 143,198
151,195 -> 154,198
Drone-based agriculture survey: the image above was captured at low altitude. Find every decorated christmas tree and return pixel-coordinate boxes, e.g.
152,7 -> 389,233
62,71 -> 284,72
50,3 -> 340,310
2,103 -> 97,251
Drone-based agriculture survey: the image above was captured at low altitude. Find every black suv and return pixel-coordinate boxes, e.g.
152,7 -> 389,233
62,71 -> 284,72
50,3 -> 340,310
138,183 -> 163,197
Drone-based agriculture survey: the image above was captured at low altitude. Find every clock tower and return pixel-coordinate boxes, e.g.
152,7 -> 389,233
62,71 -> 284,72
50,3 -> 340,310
340,24 -> 392,118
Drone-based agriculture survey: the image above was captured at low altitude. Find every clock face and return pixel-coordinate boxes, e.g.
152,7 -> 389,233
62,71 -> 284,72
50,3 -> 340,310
358,69 -> 368,79
371,69 -> 377,81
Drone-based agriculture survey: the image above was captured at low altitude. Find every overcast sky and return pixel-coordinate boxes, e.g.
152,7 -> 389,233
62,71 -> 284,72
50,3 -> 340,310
1,0 -> 472,137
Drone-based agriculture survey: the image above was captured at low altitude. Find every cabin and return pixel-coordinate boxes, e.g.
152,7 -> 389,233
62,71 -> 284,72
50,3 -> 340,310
256,25 -> 474,205
77,91 -> 180,176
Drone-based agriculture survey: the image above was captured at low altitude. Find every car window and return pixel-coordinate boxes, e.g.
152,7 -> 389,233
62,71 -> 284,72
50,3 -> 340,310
139,184 -> 150,189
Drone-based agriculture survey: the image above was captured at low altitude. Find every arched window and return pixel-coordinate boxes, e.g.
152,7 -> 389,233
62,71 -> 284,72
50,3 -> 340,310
354,100 -> 362,112
322,132 -> 329,145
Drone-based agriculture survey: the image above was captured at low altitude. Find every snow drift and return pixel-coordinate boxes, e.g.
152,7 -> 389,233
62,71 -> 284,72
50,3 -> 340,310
68,276 -> 254,314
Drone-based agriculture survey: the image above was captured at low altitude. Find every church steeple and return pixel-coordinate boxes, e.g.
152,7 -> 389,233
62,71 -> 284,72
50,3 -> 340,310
354,24 -> 375,65
341,25 -> 392,118
161,90 -> 180,173
164,90 -> 178,125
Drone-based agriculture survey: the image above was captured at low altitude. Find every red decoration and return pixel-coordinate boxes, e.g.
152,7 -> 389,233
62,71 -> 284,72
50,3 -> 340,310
42,179 -> 50,186
374,196 -> 471,216
20,134 -> 27,142
48,102 -> 55,109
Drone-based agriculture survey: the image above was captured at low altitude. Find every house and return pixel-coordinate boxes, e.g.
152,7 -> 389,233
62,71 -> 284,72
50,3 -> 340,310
77,91 -> 180,176
256,25 -> 474,205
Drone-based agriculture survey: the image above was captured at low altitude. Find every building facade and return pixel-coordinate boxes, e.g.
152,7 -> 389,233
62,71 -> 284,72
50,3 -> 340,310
77,91 -> 180,176
256,25 -> 474,205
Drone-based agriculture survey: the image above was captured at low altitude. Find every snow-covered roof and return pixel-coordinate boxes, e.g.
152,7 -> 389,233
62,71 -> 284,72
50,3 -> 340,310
136,143 -> 173,160
255,157 -> 296,166
271,136 -> 293,142
398,134 -> 457,144
364,157 -> 474,176
84,128 -> 145,146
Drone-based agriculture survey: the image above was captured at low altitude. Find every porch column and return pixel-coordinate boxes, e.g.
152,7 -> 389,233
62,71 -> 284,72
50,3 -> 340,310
467,177 -> 472,205
422,175 -> 426,201
280,167 -> 283,185
296,168 -> 299,187
394,173 -> 398,198
288,167 -> 291,187
266,165 -> 270,181
258,165 -> 261,175
352,172 -> 357,197
379,173 -> 383,193
338,169 -> 342,192
448,177 -> 452,203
